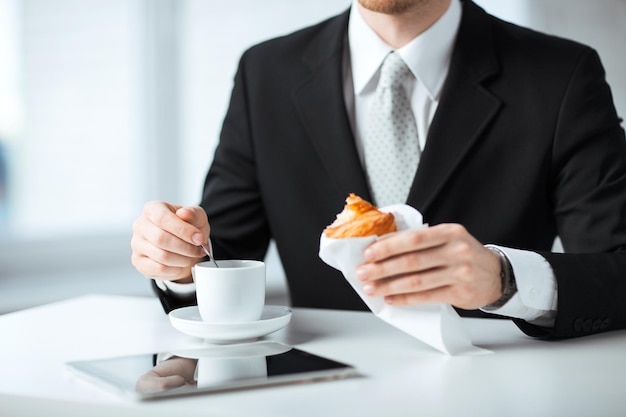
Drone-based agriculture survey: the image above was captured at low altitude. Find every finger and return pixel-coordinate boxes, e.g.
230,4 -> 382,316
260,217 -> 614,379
363,267 -> 452,298
144,201 -> 205,246
364,225 -> 454,263
176,206 -> 210,233
133,234 -> 201,268
134,213 -> 204,258
383,285 -> 453,306
383,283 -> 488,310
131,252 -> 193,281
357,245 -> 444,282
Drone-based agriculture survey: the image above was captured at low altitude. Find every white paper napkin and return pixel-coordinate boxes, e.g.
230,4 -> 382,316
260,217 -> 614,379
319,204 -> 490,355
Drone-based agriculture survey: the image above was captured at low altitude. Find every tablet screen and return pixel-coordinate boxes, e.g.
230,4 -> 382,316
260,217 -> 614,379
66,341 -> 356,400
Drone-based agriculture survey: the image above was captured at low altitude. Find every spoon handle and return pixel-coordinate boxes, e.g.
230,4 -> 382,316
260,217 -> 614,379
200,239 -> 219,268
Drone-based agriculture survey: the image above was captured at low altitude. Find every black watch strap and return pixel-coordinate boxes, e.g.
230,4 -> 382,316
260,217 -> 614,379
482,246 -> 517,310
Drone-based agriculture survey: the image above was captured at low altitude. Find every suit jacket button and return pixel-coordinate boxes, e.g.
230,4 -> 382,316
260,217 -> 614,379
574,318 -> 584,332
583,319 -> 593,332
601,318 -> 611,330
592,319 -> 602,331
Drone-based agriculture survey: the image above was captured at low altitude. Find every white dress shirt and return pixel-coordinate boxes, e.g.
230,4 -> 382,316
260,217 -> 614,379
345,0 -> 557,327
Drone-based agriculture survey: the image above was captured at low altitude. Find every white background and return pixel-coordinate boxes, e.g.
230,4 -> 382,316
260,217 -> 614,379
0,0 -> 624,313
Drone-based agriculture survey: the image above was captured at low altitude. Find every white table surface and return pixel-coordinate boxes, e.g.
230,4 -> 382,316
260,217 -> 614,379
1,294 -> 625,417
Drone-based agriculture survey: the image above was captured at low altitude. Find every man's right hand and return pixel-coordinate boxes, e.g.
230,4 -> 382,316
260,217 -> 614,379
131,201 -> 210,283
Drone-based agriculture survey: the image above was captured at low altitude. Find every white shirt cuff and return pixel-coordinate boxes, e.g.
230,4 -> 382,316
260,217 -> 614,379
155,279 -> 197,295
480,246 -> 558,326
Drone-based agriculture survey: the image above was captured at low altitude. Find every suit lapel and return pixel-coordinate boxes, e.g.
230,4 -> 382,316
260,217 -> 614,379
292,11 -> 372,201
292,2 -> 504,211
408,0 -> 502,214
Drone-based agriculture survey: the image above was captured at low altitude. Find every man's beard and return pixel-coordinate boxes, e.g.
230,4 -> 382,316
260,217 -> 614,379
358,0 -> 426,15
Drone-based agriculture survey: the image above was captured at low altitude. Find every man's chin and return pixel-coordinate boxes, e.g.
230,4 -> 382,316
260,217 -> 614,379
357,0 -> 425,15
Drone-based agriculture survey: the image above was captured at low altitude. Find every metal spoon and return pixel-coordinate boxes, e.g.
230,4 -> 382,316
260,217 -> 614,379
199,238 -> 219,268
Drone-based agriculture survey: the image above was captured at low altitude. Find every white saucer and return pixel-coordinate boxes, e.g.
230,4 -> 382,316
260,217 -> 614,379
169,305 -> 292,344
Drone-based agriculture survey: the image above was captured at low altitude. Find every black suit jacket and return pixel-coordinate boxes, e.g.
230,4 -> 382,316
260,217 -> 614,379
154,1 -> 626,339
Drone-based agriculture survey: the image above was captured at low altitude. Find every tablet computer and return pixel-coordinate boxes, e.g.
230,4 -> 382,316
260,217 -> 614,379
66,341 -> 357,400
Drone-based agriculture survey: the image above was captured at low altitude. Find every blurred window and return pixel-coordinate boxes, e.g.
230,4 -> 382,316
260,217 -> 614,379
0,0 -> 623,281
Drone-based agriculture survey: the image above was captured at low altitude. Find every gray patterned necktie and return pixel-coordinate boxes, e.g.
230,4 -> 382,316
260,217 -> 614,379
363,51 -> 420,207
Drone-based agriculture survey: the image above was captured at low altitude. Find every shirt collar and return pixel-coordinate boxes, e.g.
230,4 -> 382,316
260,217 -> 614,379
348,0 -> 461,100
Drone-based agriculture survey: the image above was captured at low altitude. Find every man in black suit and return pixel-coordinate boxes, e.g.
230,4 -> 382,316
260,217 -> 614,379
131,0 -> 626,339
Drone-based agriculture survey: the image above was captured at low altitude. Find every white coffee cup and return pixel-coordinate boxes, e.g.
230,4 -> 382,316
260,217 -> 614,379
192,260 -> 266,323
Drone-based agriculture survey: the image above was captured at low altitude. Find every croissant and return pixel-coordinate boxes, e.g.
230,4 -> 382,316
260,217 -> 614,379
324,193 -> 397,238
